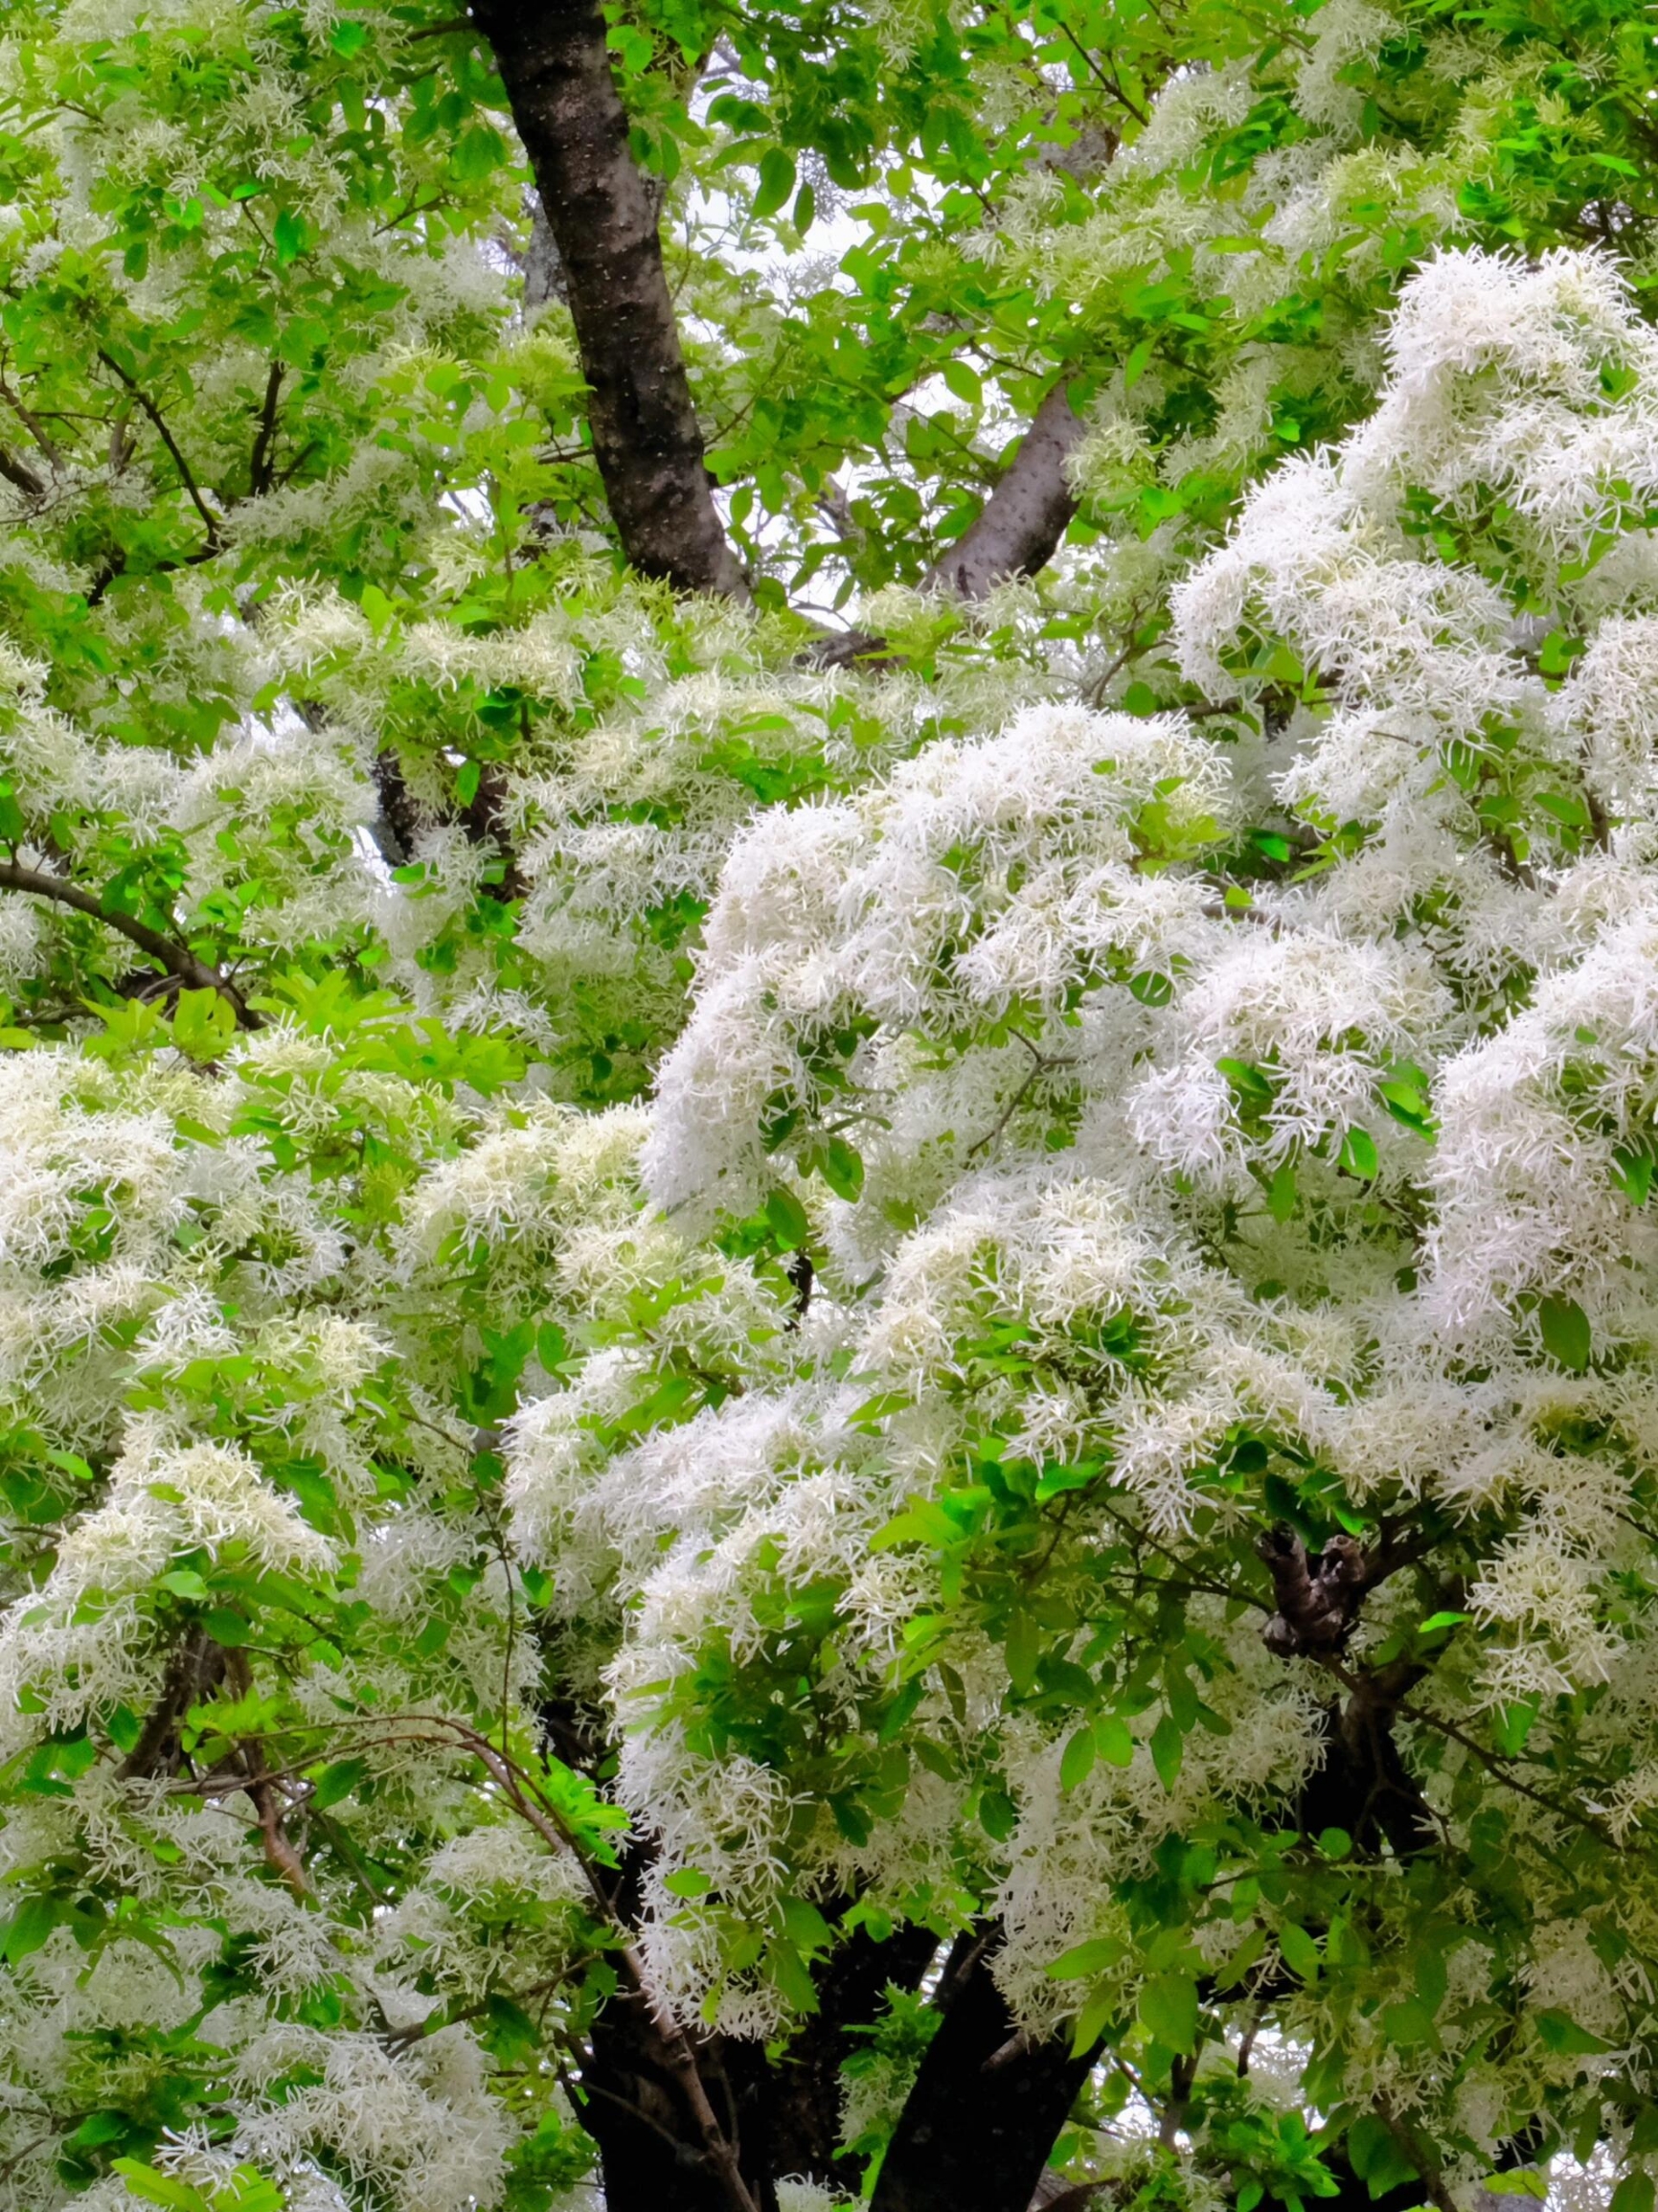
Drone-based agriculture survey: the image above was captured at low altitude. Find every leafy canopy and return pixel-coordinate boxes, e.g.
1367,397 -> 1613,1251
0,0 -> 1657,2209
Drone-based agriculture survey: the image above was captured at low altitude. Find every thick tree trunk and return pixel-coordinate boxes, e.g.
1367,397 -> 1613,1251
871,1932 -> 1100,2212
580,1992 -> 778,2212
471,0 -> 748,599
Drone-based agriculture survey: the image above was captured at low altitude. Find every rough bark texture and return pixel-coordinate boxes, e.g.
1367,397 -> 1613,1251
524,197 -> 567,309
1260,1526 -> 1443,1860
472,0 -> 748,599
1259,1524 -> 1372,1657
925,379 -> 1087,600
870,1933 -> 1101,2212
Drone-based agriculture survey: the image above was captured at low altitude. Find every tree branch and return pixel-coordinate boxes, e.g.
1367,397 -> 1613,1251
247,358 -> 285,498
0,375 -> 65,469
812,376 -> 1092,670
0,858 -> 259,1026
471,0 -> 749,598
0,442 -> 44,499
95,350 -> 222,550
925,377 -> 1087,600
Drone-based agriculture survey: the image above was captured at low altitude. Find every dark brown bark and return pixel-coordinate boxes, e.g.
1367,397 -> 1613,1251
471,0 -> 748,599
579,1990 -> 778,2212
372,750 -> 423,867
0,441 -> 44,498
768,1923 -> 940,2192
1259,1525 -> 1371,1657
871,1931 -> 1101,2212
1259,1525 -> 1443,1859
456,761 -> 529,902
1295,1669 -> 1437,1862
924,379 -> 1088,602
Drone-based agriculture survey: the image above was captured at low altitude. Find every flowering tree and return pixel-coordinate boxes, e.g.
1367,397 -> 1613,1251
2,4 -> 1658,2212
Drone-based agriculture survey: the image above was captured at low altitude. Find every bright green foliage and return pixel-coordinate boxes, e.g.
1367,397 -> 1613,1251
1,1 -> 1657,2210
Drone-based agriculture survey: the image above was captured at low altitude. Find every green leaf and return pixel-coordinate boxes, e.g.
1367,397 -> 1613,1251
1267,1162 -> 1298,1222
1047,1936 -> 1124,1980
1060,1726 -> 1096,1792
979,1785 -> 1017,1841
1339,1127 -> 1379,1180
1380,1996 -> 1437,2045
820,1136 -> 865,1201
1535,2007 -> 1612,2055
272,206 -> 307,267
1149,1713 -> 1183,1790
1071,1981 -> 1117,2058
765,1187 -> 811,1249
171,988 -> 238,1064
1093,1715 -> 1134,1767
310,1758 -> 364,1812
1005,1610 -> 1040,1695
780,1896 -> 833,1950
769,1936 -> 820,2012
1279,1922 -> 1320,1980
2,1894 -> 59,1962
1124,335 -> 1156,388
1218,1056 -> 1275,1101
1611,2178 -> 1656,2212
942,359 -> 983,405
753,147 -> 797,219
68,2109 -> 130,2151
1538,1295 -> 1591,1373
1494,1699 -> 1539,1756
665,1867 -> 713,1899
110,2163 -> 208,2211
157,1567 -> 211,1600
1614,1144 -> 1655,1208
1346,2115 -> 1417,2196
1138,1972 -> 1198,2054
451,124 -> 508,186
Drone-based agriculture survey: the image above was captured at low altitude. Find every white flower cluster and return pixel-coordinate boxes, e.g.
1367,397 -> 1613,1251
508,249 -> 1658,2050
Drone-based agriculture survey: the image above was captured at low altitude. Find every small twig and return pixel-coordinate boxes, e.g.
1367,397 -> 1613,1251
1375,2100 -> 1459,2212
0,375 -> 65,467
1054,21 -> 1149,122
95,349 -> 221,548
967,1037 -> 1079,1158
239,1752 -> 310,1898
